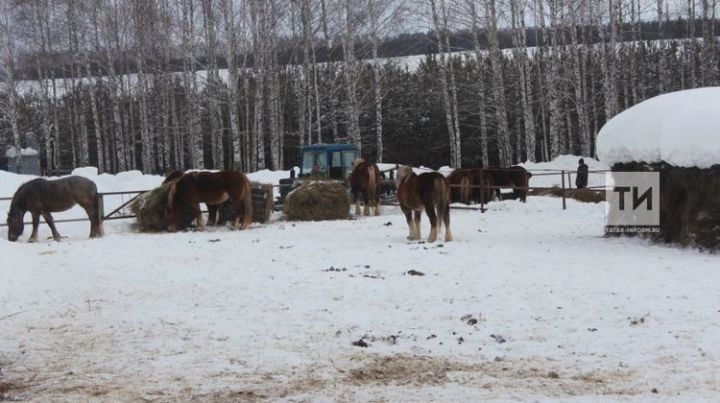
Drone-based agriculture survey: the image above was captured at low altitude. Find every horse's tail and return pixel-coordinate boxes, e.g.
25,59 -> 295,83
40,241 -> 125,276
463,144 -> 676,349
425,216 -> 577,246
167,180 -> 178,210
436,176 -> 452,241
241,178 -> 253,229
93,184 -> 105,236
434,175 -> 450,228
367,165 -> 378,206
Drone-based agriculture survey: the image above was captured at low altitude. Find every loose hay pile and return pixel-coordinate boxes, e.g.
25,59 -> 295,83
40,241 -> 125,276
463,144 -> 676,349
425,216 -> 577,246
283,180 -> 349,221
534,186 -> 605,203
131,183 -> 193,232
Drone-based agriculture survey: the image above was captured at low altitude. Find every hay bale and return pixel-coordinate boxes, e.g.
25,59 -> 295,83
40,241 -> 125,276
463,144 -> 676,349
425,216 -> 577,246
283,180 -> 350,221
612,162 -> 720,250
131,182 -> 194,232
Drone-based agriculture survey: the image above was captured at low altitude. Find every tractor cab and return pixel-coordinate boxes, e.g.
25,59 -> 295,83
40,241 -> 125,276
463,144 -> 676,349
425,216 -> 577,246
299,144 -> 358,180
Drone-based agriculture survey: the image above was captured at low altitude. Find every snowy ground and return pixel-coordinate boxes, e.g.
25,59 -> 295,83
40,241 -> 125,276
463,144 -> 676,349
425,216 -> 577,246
2,188 -> 719,400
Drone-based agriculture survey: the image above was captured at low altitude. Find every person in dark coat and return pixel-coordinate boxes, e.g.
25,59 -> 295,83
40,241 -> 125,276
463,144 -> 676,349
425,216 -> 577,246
576,158 -> 589,189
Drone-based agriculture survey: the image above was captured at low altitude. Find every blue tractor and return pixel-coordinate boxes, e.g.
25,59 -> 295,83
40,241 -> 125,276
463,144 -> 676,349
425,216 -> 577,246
279,143 -> 395,202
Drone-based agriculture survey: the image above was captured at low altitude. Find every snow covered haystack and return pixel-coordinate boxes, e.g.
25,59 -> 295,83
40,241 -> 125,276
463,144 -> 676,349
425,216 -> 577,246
597,87 -> 720,250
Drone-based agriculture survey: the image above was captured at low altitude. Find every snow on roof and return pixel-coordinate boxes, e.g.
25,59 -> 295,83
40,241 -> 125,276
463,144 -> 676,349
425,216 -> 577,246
596,87 -> 720,169
5,146 -> 39,158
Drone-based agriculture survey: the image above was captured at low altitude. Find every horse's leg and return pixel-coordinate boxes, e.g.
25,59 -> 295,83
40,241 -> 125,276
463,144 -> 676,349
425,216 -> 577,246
42,212 -> 62,241
82,205 -> 100,238
207,205 -> 218,226
363,190 -> 370,216
374,200 -> 381,216
413,210 -> 422,240
424,205 -> 438,243
402,208 -> 414,240
231,201 -> 242,230
29,213 -> 40,243
353,191 -> 361,216
194,204 -> 205,231
443,205 -> 453,242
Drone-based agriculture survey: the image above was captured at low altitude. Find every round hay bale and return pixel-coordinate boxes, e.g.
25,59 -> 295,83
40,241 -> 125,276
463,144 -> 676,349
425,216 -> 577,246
283,180 -> 350,221
131,182 -> 194,232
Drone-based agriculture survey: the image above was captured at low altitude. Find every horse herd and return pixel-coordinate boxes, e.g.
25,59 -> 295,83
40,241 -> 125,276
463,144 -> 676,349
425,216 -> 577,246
348,160 -> 531,243
5,160 -> 530,244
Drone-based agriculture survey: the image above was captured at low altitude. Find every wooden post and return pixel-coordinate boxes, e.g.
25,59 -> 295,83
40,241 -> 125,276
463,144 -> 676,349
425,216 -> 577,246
568,171 -> 573,190
97,193 -> 105,221
561,170 -> 566,210
479,169 -> 485,213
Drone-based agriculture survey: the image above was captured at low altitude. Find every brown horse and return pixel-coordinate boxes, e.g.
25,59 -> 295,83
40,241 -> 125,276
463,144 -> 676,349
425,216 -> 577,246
486,166 -> 531,202
395,165 -> 452,242
447,169 -> 494,205
166,170 -> 252,231
6,176 -> 103,242
349,158 -> 382,216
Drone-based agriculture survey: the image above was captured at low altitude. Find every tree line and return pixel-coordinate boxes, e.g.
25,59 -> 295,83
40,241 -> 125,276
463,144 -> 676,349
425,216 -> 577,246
0,0 -> 718,174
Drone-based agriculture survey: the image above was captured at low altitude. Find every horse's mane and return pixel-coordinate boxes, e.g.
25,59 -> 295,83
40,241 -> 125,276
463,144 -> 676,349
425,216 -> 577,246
8,179 -> 39,215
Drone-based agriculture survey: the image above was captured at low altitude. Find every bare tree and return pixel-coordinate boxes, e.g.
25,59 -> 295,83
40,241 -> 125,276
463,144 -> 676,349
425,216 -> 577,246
0,1 -> 22,168
467,0 -> 489,166
485,0 -> 511,165
181,0 -> 205,169
222,0 -> 243,169
342,0 -> 362,153
510,0 -> 537,161
429,0 -> 461,168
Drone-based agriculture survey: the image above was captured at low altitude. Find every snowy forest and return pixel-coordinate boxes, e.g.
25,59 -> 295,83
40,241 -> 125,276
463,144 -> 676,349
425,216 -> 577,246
0,0 -> 719,174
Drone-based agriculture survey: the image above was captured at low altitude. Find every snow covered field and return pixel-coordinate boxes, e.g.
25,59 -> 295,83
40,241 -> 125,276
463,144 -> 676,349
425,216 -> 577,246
1,167 -> 719,401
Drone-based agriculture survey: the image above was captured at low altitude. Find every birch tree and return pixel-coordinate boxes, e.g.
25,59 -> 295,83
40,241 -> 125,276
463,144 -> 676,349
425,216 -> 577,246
0,1 -> 22,168
342,0 -> 362,153
429,0 -> 460,168
485,0 -> 511,165
510,0 -> 537,161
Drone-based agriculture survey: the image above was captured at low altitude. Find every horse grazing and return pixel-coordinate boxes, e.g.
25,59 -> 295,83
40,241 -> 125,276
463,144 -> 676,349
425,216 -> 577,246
395,165 -> 453,242
486,166 -> 532,202
6,176 -> 103,242
447,169 -> 494,205
166,170 -> 252,231
349,158 -> 382,216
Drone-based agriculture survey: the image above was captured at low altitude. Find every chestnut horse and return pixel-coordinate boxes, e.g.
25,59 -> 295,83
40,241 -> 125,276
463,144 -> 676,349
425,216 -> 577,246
486,166 -> 532,202
166,170 -> 252,231
395,165 -> 453,242
447,169 -> 494,205
349,158 -> 382,216
6,176 -> 103,242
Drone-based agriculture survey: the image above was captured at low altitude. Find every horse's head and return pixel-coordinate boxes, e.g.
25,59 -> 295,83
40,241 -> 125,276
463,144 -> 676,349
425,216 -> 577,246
6,212 -> 24,242
395,165 -> 413,189
352,158 -> 365,170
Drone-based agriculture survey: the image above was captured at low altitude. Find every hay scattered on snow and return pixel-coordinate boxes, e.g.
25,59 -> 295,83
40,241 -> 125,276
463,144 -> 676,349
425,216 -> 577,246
283,180 -> 350,221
